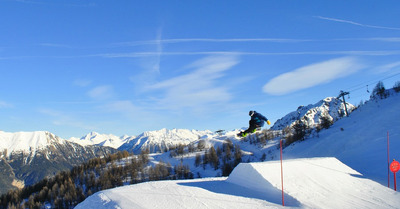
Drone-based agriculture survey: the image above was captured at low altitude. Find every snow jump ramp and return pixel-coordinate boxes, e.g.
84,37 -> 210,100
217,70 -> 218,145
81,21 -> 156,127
227,157 -> 400,208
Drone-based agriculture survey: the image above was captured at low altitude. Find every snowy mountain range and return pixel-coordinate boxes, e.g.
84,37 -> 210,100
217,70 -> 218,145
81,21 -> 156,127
69,97 -> 352,153
69,129 -> 214,154
0,95 -> 355,195
68,132 -> 131,149
118,128 -> 214,153
0,131 -> 116,194
75,89 -> 400,208
0,93 -> 384,199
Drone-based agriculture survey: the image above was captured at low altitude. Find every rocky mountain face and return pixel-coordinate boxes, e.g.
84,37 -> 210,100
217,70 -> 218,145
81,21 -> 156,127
271,97 -> 356,130
0,131 -> 117,194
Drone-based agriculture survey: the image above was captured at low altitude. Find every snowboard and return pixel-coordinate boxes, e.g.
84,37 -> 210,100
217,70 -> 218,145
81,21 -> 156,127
236,127 -> 262,138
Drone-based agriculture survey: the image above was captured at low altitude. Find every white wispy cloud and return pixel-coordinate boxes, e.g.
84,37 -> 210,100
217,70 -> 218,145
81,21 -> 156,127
263,57 -> 364,95
38,43 -> 76,48
73,78 -> 92,87
113,38 -> 311,47
315,16 -> 400,31
101,100 -> 141,119
152,28 -> 163,74
87,85 -> 115,100
97,50 -> 400,58
374,61 -> 400,73
0,101 -> 13,108
366,37 -> 400,42
145,55 -> 239,112
38,108 -> 97,131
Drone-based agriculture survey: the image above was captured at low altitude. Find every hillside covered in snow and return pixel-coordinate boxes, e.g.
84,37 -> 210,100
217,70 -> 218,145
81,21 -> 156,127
271,97 -> 355,130
76,90 -> 400,208
2,90 -> 399,208
0,131 -> 116,194
77,158 -> 400,209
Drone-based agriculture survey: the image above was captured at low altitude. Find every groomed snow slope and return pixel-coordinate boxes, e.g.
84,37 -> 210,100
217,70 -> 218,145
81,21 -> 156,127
282,92 -> 400,186
76,157 -> 400,209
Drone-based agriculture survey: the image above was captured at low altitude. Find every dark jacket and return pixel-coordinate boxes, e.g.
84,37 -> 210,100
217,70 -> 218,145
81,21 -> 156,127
251,111 -> 268,127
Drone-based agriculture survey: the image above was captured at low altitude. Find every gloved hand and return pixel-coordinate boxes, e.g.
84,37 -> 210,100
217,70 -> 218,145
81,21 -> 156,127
267,120 -> 271,125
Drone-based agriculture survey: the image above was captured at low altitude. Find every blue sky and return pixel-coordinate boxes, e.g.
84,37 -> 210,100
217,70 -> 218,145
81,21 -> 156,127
1,0 -> 400,138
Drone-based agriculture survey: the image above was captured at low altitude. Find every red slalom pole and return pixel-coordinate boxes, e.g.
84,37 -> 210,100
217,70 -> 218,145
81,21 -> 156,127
280,139 -> 285,206
387,131 -> 390,188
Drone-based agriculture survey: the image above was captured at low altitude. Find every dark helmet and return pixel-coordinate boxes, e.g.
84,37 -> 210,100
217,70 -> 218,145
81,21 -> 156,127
249,110 -> 255,116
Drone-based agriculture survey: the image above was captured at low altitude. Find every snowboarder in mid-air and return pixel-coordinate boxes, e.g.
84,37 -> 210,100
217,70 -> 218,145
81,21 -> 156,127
237,110 -> 271,137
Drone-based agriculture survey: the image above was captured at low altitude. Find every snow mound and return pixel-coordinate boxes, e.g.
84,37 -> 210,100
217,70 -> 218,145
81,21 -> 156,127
228,157 -> 400,209
75,177 -> 282,209
77,157 -> 400,209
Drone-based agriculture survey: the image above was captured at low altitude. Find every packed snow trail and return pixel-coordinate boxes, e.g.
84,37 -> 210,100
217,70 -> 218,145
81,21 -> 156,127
76,157 -> 400,209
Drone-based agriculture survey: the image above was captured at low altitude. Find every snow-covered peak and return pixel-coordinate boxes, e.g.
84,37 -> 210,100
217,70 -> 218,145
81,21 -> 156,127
141,128 -> 212,141
119,128 -> 214,153
271,97 -> 356,130
68,132 -> 129,149
0,131 -> 64,157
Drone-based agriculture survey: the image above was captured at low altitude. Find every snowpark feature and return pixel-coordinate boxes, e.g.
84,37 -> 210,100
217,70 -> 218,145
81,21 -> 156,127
76,157 -> 400,209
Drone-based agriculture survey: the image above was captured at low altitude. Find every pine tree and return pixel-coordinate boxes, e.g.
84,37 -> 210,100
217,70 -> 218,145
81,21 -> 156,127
394,81 -> 400,92
233,144 -> 242,166
195,153 -> 202,167
260,153 -> 267,162
224,145 -> 231,161
202,150 -> 209,170
208,147 -> 219,170
371,81 -> 387,99
216,146 -> 222,157
320,114 -> 333,129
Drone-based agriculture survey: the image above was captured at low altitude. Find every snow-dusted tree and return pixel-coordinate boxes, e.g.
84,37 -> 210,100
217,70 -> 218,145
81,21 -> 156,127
285,121 -> 307,146
202,150 -> 209,169
371,81 -> 387,99
320,114 -> 333,130
208,147 -> 219,170
393,81 -> 400,93
260,153 -> 267,162
233,145 -> 242,166
195,153 -> 202,167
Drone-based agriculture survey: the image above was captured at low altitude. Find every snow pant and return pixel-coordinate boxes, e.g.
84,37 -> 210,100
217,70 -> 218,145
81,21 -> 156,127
243,119 -> 261,134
